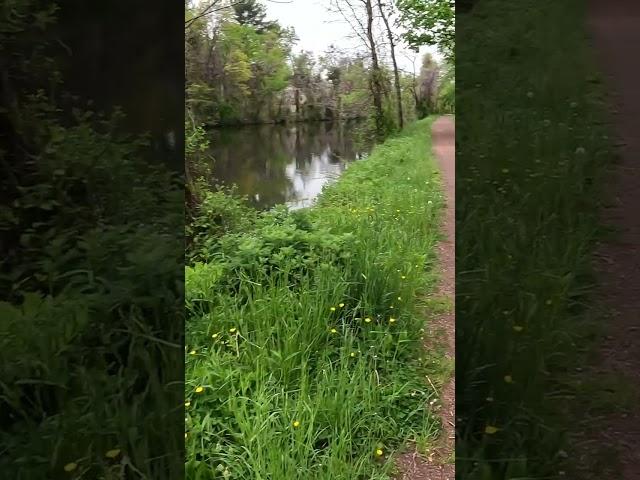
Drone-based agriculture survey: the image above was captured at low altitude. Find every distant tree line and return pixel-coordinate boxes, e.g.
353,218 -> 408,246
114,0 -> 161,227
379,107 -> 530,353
185,0 -> 453,133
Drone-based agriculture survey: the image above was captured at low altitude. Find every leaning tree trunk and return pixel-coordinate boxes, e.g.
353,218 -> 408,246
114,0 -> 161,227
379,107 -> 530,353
377,0 -> 403,129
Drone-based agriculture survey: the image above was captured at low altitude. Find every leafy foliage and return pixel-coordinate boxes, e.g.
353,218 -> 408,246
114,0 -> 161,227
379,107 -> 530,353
1,3 -> 183,478
396,0 -> 455,61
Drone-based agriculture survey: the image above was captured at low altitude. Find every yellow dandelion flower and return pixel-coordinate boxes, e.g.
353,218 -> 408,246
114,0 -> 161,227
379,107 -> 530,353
513,325 -> 523,332
63,462 -> 78,472
504,375 -> 513,384
389,318 -> 396,324
293,420 -> 301,428
364,317 -> 372,323
375,448 -> 384,456
185,401 -> 191,407
330,328 -> 337,334
195,386 -> 205,393
105,449 -> 121,459
485,425 -> 499,435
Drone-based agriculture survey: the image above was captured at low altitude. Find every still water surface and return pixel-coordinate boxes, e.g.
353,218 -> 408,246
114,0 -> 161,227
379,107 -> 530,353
209,121 -> 372,210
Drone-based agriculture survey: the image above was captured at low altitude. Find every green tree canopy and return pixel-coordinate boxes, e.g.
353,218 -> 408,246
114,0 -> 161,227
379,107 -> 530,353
396,0 -> 454,61
233,0 -> 277,33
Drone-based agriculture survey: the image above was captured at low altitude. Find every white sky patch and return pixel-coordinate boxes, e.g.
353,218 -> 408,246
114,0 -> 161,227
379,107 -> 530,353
263,0 -> 442,74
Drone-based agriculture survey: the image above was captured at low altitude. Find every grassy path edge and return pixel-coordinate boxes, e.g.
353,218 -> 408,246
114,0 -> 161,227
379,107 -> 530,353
396,116 -> 456,480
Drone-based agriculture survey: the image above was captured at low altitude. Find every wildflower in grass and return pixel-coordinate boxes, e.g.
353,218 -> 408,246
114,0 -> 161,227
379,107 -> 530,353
504,375 -> 513,384
389,318 -> 396,324
364,317 -> 372,323
185,432 -> 188,439
292,420 -> 301,428
375,448 -> 384,456
189,350 -> 196,355
330,328 -> 337,334
401,275 -> 406,279
427,200 -> 433,205
339,303 -> 345,308
105,449 -> 121,459
212,333 -> 219,339
350,352 -> 356,357
63,462 -> 78,472
330,307 -> 336,312
513,325 -> 524,332
185,401 -> 191,407
397,296 -> 402,301
485,425 -> 499,434
229,327 -> 237,333
195,386 -> 205,393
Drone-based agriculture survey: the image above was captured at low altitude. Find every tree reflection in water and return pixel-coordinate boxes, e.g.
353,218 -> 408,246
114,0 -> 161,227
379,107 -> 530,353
209,121 -> 371,209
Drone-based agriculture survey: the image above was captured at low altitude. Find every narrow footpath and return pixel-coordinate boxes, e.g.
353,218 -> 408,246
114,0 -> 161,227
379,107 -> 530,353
584,1 -> 640,478
398,115 -> 455,480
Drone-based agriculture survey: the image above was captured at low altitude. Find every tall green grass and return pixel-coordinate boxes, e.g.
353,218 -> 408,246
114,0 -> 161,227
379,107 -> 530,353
457,0 -> 614,478
185,118 -> 447,479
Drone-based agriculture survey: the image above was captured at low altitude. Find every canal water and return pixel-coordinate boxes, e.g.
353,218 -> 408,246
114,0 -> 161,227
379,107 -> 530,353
208,121 -> 372,210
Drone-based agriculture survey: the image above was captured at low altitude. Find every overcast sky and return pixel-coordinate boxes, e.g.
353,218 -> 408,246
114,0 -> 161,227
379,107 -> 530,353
263,0 -> 441,74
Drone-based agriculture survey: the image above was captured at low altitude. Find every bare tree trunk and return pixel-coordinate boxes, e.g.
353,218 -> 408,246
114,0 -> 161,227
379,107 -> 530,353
376,0 -> 403,129
364,0 -> 385,140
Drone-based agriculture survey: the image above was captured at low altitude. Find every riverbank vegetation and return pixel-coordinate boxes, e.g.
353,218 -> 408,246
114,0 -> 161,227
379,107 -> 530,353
186,118 -> 449,479
185,0 -> 454,215
457,0 -> 614,478
184,1 -> 455,477
1,3 -> 183,478
185,0 -> 453,131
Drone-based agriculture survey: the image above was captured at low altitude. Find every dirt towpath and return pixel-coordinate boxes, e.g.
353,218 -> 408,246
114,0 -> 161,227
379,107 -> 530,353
397,116 -> 455,480
584,1 -> 640,478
